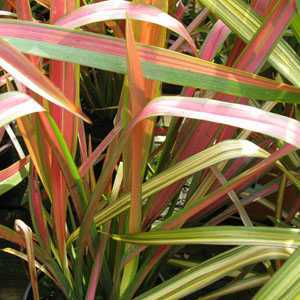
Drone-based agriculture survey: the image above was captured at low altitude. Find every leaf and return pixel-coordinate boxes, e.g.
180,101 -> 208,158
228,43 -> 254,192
5,124 -> 25,159
0,91 -> 44,125
15,220 -> 39,300
1,20 -> 300,103
198,0 -> 300,85
254,246 -> 300,299
210,166 -> 252,226
38,113 -> 88,216
68,139 -> 268,244
55,0 -> 197,54
15,0 -> 32,20
70,93 -> 300,242
126,17 -> 146,234
120,17 -> 147,294
29,168 -> 50,250
133,97 -> 300,148
113,226 -> 300,248
170,8 -> 209,52
297,0 -> 300,14
133,246 -> 291,300
233,0 -> 296,72
200,274 -> 270,300
1,247 -> 53,280
0,36 -> 89,122
0,10 -> 17,17
48,0 -> 80,273
0,156 -> 29,196
0,224 -> 25,247
36,0 -> 50,9
199,20 -> 230,60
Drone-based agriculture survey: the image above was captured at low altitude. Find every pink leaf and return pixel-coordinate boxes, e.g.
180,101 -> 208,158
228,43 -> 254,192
55,0 -> 197,54
0,91 -> 44,126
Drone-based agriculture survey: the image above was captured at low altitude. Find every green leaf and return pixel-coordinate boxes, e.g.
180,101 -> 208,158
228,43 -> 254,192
254,246 -> 300,299
133,246 -> 291,300
200,274 -> 270,300
68,139 -> 268,244
112,226 -> 300,248
297,0 -> 300,14
198,0 -> 300,86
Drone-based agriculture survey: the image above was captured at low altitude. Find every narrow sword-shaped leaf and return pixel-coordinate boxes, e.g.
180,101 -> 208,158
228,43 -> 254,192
68,139 -> 268,244
29,168 -> 50,250
0,91 -> 44,125
162,0 -> 296,226
70,95 -> 300,243
234,0 -> 296,73
197,0 -> 300,85
254,246 -> 300,299
199,20 -> 230,60
0,224 -> 25,247
49,0 -> 80,275
55,0 -> 197,53
0,156 -> 29,196
113,226 -> 300,248
120,18 -> 147,294
0,10 -> 17,17
36,0 -> 50,8
170,8 -> 209,52
0,36 -> 89,122
126,18 -> 146,234
133,246 -> 291,300
134,97 -> 300,148
210,166 -> 253,226
200,274 -> 271,300
1,247 -> 53,280
15,220 -> 39,300
1,21 -> 300,103
15,0 -> 32,20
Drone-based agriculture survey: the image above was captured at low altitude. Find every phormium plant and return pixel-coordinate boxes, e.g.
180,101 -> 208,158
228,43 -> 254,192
0,0 -> 300,299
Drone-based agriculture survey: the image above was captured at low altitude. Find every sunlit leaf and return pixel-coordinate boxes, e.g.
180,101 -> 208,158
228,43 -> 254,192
113,226 -> 300,248
1,21 -> 300,103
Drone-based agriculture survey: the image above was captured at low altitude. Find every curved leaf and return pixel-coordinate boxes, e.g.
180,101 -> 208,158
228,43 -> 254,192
68,139 -> 268,244
0,37 -> 89,122
133,246 -> 291,300
0,91 -> 44,126
200,274 -> 270,300
113,226 -> 300,248
254,246 -> 300,299
71,95 -> 300,243
135,96 -> 300,148
0,156 -> 29,196
56,0 -> 196,53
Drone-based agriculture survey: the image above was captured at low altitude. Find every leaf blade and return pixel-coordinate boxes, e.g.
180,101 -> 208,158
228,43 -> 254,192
55,0 -> 197,53
1,21 -> 300,103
